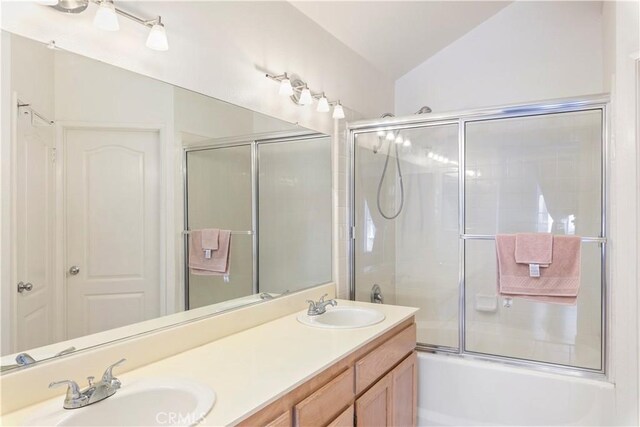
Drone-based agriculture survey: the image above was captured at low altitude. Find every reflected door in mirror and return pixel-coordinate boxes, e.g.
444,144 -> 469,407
15,108 -> 56,351
65,128 -> 161,339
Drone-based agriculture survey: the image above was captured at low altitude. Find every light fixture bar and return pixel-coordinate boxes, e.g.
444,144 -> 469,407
89,0 -> 160,28
265,71 -> 347,118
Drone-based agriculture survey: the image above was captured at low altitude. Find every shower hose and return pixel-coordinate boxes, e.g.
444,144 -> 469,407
376,139 -> 404,219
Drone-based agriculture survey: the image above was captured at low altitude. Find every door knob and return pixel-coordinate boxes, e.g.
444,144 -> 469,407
17,282 -> 33,293
68,266 -> 80,275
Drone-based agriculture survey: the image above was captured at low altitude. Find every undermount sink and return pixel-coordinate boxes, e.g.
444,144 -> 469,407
297,306 -> 385,329
24,379 -> 216,427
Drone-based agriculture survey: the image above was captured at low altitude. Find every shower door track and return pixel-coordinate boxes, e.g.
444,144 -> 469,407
347,94 -> 609,379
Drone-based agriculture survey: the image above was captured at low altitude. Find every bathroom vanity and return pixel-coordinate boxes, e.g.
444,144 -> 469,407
0,298 -> 418,427
241,318 -> 417,427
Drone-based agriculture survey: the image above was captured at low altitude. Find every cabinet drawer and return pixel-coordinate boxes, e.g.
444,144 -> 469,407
265,410 -> 291,427
327,404 -> 354,427
294,367 -> 355,427
355,323 -> 416,394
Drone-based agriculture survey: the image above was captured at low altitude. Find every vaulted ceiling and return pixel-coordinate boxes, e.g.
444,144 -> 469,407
289,1 -> 511,80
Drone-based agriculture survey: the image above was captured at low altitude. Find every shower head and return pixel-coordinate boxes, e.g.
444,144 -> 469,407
415,106 -> 432,114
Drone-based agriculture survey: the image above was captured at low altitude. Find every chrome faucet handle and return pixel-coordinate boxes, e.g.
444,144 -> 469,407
86,376 -> 95,387
15,352 -> 36,366
101,358 -> 126,385
318,293 -> 329,303
49,380 -> 82,399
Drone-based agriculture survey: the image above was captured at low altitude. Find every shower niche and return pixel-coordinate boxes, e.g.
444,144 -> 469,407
349,98 -> 607,374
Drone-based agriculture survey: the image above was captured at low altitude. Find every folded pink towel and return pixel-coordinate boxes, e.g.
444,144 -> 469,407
515,233 -> 552,265
496,234 -> 581,305
189,230 -> 231,276
201,229 -> 219,251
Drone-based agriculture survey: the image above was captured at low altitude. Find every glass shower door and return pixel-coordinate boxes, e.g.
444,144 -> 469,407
464,110 -> 603,369
258,137 -> 332,294
353,124 -> 460,348
185,144 -> 254,309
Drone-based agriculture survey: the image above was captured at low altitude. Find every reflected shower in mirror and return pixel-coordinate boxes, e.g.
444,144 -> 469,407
1,32 -> 332,372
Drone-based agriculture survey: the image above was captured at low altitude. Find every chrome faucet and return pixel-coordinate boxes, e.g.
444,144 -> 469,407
49,358 -> 126,409
306,294 -> 338,316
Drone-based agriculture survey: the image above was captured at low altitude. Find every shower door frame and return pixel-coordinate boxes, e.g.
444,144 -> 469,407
348,94 -> 609,378
182,132 -> 329,310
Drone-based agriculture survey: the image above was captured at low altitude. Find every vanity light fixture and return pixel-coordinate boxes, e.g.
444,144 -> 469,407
299,85 -> 313,106
332,102 -> 345,120
317,93 -> 330,113
278,74 -> 294,96
46,0 -> 169,51
146,17 -> 169,51
265,72 -> 347,120
93,0 -> 119,31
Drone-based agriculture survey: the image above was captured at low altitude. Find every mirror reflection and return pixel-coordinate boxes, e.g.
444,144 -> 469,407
2,32 -> 332,371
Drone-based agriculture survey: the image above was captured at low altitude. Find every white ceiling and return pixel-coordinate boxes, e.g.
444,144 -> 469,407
290,1 -> 511,80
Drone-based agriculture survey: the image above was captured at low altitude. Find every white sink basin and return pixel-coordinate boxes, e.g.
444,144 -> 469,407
24,378 -> 215,427
297,306 -> 385,329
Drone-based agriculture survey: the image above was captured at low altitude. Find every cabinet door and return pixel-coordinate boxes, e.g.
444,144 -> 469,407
355,372 -> 392,426
391,352 -> 417,427
328,404 -> 354,427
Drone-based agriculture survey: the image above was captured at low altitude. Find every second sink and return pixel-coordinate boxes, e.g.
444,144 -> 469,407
24,378 -> 216,427
297,306 -> 385,329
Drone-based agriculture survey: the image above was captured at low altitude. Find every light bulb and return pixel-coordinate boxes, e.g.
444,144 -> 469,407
427,152 -> 434,158
403,139 -> 411,148
146,20 -> 169,51
332,102 -> 345,119
385,131 -> 395,141
279,77 -> 294,96
395,135 -> 403,144
299,87 -> 312,106
376,131 -> 385,137
317,95 -> 330,113
93,0 -> 119,31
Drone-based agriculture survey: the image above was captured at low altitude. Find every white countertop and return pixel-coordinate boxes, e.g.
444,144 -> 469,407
1,300 -> 418,426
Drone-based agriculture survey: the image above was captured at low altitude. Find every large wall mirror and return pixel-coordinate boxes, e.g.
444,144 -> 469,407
1,32 -> 333,372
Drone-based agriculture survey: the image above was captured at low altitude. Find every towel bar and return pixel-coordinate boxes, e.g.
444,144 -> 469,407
183,230 -> 254,235
460,234 -> 606,243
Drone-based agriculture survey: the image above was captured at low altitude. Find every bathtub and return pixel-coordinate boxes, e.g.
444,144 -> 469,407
416,352 -> 615,426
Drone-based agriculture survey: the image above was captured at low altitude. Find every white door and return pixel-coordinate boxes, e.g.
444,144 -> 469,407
14,106 -> 56,352
65,128 -> 161,339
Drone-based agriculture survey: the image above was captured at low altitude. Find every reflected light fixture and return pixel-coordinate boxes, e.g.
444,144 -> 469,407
332,102 -> 345,119
46,1 -> 168,51
299,86 -> 313,106
146,17 -> 169,51
403,138 -> 411,148
385,131 -> 395,141
317,94 -> 330,113
395,135 -> 403,144
279,74 -> 294,96
93,0 -> 119,31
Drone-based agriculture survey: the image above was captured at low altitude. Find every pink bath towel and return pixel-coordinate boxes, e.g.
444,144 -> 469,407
200,228 -> 219,251
515,233 -> 553,265
496,234 -> 581,305
189,229 -> 231,276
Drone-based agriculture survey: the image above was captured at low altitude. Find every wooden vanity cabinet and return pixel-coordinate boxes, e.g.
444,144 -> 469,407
238,317 -> 417,427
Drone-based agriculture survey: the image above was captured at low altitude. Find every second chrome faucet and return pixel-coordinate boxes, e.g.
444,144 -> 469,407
306,294 -> 337,316
49,358 -> 126,409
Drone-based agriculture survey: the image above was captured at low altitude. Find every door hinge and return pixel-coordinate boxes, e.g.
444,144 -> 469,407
349,226 -> 356,240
